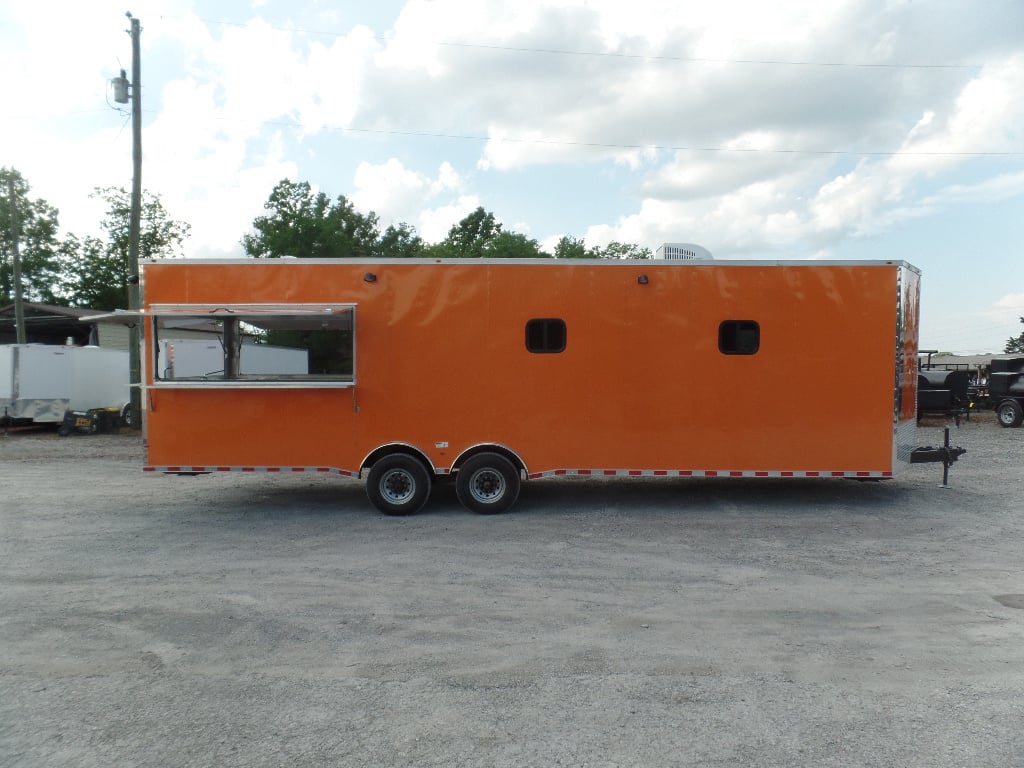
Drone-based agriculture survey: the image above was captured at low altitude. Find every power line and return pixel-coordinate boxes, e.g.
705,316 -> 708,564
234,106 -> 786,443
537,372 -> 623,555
176,15 -> 992,71
436,41 -> 986,70
219,115 -> 1024,157
12,93 -> 1016,158
129,15 -> 1021,156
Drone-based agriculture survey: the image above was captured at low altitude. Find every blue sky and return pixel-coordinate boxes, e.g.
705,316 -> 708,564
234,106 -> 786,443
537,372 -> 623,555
3,0 -> 1023,353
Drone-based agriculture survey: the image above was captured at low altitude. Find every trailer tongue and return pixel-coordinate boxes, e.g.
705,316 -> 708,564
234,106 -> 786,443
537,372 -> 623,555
910,427 -> 968,487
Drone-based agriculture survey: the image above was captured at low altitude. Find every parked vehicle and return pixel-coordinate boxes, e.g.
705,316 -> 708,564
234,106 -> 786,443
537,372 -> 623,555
0,344 -> 129,425
156,337 -> 307,379
98,257 -> 964,514
990,357 -> 1024,427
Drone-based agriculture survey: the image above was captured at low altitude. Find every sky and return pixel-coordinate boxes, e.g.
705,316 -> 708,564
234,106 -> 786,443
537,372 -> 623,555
2,0 -> 1023,353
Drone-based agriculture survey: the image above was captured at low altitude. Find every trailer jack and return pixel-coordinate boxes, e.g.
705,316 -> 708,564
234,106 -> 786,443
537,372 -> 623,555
910,427 -> 967,487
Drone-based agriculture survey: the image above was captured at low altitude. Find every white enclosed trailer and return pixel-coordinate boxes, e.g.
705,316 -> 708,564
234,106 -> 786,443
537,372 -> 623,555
157,338 -> 308,380
0,344 -> 129,424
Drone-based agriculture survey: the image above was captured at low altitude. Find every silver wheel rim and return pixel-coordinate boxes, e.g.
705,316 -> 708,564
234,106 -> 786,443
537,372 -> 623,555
468,468 -> 506,504
380,468 -> 416,504
999,406 -> 1015,425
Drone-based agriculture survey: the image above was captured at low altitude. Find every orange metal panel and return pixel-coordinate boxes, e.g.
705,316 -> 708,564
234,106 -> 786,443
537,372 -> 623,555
141,260 -> 911,476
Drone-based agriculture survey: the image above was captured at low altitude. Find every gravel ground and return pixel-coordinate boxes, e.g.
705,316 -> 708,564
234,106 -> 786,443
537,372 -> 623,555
1,414 -> 1022,767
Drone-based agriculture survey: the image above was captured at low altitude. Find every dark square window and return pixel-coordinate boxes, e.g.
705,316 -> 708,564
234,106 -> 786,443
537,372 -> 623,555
526,318 -> 566,353
719,320 -> 760,355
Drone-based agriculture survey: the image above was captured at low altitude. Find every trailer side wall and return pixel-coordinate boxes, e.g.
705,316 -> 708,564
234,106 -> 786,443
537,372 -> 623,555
142,260 -> 910,476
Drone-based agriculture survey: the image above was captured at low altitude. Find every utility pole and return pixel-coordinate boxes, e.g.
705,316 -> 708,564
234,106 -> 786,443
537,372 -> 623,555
7,177 -> 26,344
113,12 -> 143,428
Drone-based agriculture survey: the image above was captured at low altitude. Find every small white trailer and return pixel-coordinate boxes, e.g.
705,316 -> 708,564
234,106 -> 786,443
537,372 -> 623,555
157,338 -> 308,380
0,344 -> 129,424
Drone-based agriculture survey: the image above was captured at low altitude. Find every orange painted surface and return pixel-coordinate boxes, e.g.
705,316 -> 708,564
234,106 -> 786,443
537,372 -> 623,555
141,259 -> 916,474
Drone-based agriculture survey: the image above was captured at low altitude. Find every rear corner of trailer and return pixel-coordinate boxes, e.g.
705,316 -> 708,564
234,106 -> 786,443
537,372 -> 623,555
892,262 -> 921,475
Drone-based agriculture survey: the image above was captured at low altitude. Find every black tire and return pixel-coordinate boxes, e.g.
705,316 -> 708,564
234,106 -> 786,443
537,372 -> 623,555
996,399 -> 1024,428
455,453 -> 521,514
366,454 -> 432,516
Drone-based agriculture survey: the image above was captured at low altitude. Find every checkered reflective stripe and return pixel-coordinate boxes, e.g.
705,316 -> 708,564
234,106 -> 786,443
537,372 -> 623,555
527,469 -> 892,479
145,466 -> 357,476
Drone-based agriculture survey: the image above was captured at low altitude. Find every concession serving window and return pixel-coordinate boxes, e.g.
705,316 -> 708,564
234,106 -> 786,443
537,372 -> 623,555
149,304 -> 357,388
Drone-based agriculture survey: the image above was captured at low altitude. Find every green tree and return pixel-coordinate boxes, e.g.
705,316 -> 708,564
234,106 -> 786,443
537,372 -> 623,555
589,241 -> 652,260
1005,318 -> 1024,354
59,187 -> 190,310
58,235 -> 124,310
0,167 -> 63,304
552,236 -> 651,260
378,222 -> 426,258
429,207 -> 503,259
554,235 -> 588,259
485,230 -> 548,259
93,186 -> 191,263
243,179 -> 381,259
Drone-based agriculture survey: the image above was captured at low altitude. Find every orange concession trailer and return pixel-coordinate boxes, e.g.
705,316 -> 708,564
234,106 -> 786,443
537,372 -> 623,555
123,258 -> 940,514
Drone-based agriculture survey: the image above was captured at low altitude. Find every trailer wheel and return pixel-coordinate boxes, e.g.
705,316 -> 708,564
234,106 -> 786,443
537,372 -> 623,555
366,455 -> 432,516
996,399 -> 1024,428
456,453 -> 521,514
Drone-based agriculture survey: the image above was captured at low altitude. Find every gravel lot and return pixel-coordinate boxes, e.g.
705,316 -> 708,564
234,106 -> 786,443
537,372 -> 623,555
1,415 -> 1022,768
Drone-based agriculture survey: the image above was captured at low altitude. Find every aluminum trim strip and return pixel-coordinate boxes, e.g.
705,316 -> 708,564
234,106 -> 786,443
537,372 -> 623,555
147,381 -> 355,390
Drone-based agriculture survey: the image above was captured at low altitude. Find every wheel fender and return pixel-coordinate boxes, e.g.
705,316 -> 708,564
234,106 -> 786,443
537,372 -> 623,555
360,443 -> 436,478
451,443 -> 527,477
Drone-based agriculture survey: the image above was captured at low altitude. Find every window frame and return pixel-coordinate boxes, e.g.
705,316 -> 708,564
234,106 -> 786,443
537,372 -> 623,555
149,303 -> 357,389
525,318 -> 567,354
718,319 -> 760,356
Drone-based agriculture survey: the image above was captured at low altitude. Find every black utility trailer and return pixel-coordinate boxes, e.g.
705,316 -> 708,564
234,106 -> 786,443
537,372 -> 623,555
916,368 -> 972,424
991,358 -> 1024,428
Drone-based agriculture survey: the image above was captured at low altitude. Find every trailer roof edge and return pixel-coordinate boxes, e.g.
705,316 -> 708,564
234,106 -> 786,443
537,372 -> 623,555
141,257 -> 920,273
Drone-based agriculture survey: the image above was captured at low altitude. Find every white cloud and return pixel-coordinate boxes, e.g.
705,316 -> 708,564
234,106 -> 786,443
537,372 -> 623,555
162,131 -> 299,257
578,46 -> 1024,255
809,165 -> 885,233
887,57 -> 1024,182
351,1 -> 1024,269
3,3 -> 133,114
937,171 -> 1024,205
418,195 -> 483,242
351,159 -> 462,229
994,294 -> 1024,311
